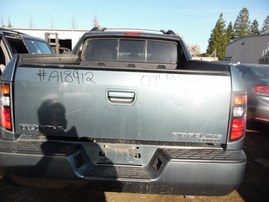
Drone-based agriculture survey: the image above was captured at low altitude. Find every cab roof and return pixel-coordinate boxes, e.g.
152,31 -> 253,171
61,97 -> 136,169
82,27 -> 181,41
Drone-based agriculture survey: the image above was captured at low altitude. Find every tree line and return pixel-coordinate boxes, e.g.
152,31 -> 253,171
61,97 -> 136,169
206,8 -> 269,60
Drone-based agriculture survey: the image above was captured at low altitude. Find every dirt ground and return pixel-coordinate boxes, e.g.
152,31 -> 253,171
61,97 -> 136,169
236,123 -> 269,201
0,123 -> 268,202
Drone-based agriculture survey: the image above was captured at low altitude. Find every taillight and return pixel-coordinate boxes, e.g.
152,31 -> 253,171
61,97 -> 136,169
251,85 -> 269,96
229,93 -> 247,141
0,83 -> 12,130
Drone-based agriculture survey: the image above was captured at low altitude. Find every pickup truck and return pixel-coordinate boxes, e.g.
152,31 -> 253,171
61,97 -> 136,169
0,27 -> 247,196
0,28 -> 53,74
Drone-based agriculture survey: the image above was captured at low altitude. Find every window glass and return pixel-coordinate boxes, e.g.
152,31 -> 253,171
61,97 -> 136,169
86,39 -> 117,61
242,70 -> 258,83
252,67 -> 269,79
7,38 -> 28,54
147,41 -> 177,63
119,40 -> 145,61
0,41 -> 6,65
85,38 -> 178,64
23,39 -> 53,54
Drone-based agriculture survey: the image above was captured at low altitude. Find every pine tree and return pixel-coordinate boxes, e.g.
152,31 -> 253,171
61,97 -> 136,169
7,16 -> 12,28
29,15 -> 33,29
250,19 -> 260,35
72,16 -> 77,30
206,13 -> 227,60
1,14 -> 5,27
261,15 -> 269,34
92,16 -> 100,28
233,7 -> 251,39
226,22 -> 234,42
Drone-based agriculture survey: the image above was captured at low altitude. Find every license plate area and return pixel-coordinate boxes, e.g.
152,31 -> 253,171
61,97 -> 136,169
97,143 -> 142,165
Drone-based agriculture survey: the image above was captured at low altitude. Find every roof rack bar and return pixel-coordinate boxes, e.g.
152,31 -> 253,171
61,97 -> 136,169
0,28 -> 24,35
90,27 -> 176,35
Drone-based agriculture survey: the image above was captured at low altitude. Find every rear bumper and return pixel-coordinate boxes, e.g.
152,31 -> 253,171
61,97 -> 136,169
0,139 -> 246,196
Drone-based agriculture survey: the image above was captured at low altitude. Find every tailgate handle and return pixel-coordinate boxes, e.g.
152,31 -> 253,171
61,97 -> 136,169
107,90 -> 136,104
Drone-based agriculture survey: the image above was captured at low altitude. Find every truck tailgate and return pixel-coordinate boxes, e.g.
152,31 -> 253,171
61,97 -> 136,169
14,66 -> 231,144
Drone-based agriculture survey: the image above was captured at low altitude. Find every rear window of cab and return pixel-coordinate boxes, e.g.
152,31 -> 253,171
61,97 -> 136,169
84,38 -> 177,64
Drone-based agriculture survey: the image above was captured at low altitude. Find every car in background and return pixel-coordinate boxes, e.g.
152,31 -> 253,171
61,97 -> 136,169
236,64 -> 269,125
0,28 -> 53,74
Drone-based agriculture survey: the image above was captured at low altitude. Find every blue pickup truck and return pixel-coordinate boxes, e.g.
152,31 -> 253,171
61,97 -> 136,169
0,27 -> 247,196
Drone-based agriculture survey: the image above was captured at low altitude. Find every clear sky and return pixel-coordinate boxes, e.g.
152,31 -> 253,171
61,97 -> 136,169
1,0 -> 268,52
